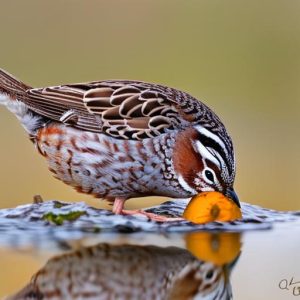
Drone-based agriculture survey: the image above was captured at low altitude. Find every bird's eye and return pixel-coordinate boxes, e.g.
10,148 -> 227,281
203,168 -> 215,183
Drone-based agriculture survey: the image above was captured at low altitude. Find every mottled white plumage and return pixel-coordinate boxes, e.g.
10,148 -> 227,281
37,126 -> 189,199
0,93 -> 42,134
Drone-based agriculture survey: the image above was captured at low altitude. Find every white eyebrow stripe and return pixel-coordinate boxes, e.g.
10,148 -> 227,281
195,141 -> 221,168
208,147 -> 226,168
177,175 -> 197,194
195,125 -> 228,155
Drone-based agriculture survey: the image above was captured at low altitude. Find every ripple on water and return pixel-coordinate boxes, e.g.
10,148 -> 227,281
0,199 -> 299,250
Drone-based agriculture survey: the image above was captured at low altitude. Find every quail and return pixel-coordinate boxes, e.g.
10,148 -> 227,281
0,69 -> 239,220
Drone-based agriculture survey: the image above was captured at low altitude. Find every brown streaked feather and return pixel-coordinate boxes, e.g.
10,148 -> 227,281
0,69 -> 31,100
22,80 -> 230,145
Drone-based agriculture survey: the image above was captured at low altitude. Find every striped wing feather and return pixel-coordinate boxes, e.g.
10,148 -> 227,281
25,80 -> 221,140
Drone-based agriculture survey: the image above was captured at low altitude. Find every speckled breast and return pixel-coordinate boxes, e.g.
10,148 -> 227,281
35,125 -> 188,200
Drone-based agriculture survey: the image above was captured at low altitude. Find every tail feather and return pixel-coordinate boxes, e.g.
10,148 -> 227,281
0,69 -> 43,134
0,68 -> 31,101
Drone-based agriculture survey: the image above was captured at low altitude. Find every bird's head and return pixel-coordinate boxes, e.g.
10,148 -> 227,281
173,125 -> 240,207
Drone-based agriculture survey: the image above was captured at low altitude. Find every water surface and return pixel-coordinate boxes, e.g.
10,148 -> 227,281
0,200 -> 299,299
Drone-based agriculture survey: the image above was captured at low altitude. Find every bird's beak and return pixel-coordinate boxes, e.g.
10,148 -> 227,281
226,189 -> 240,208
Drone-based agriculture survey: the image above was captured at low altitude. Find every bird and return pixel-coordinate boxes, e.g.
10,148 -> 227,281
8,243 -> 234,300
0,68 -> 239,221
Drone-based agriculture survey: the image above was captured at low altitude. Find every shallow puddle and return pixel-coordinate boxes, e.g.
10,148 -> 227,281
0,200 -> 299,299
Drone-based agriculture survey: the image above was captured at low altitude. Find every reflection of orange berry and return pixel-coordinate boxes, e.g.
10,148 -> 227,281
183,191 -> 242,224
185,232 -> 242,266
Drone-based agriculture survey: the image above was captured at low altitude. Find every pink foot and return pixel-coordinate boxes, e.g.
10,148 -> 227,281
112,197 -> 183,222
121,209 -> 183,222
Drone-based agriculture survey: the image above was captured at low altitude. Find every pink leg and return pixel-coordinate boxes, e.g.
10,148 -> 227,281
112,197 -> 126,215
112,197 -> 183,222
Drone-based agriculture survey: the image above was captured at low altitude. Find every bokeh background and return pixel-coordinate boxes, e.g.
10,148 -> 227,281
1,0 -> 299,211
0,0 -> 300,298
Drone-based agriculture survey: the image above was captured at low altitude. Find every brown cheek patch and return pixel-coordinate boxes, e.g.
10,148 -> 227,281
173,128 -> 203,189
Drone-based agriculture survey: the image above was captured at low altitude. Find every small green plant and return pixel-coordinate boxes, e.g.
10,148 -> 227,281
42,211 -> 86,225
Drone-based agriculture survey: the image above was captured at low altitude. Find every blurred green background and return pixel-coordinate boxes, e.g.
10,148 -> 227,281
0,0 -> 299,211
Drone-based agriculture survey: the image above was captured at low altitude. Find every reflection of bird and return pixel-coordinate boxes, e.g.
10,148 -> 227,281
9,243 -> 234,300
0,69 -> 239,220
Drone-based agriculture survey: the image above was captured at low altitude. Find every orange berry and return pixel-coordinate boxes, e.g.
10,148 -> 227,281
183,191 -> 242,224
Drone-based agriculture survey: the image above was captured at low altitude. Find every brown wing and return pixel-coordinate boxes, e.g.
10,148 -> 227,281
25,80 -> 224,140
